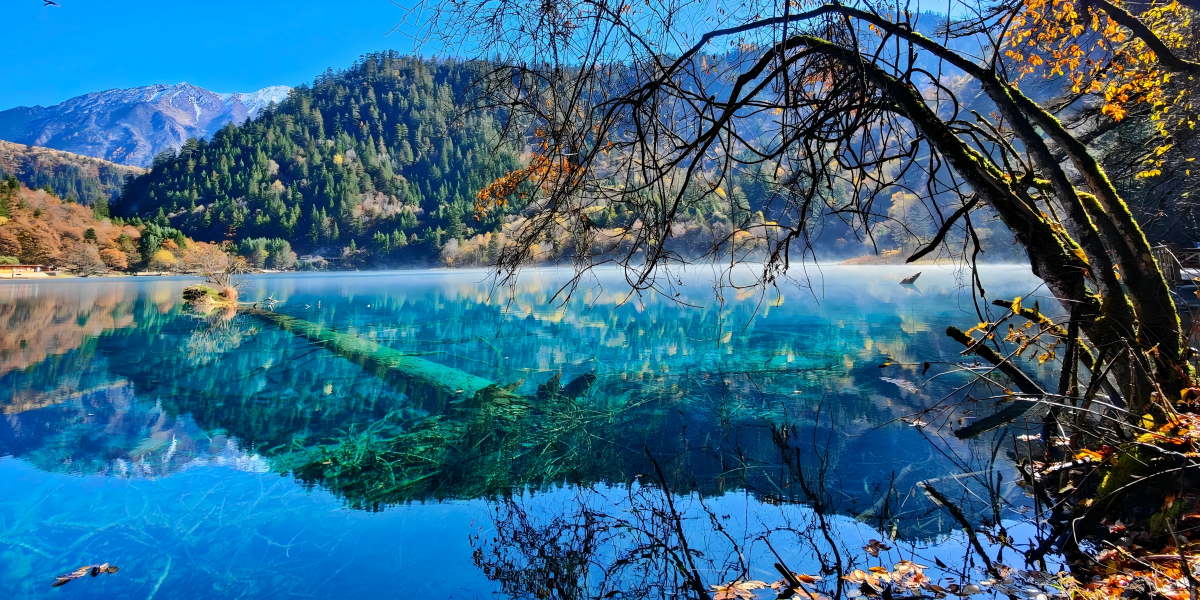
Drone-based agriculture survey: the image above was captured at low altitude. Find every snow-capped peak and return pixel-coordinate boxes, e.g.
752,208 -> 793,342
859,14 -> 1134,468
218,85 -> 292,112
0,81 -> 293,168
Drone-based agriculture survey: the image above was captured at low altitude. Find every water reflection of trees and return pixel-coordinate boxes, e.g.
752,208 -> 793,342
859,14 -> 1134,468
0,283 -> 137,378
473,423 -> 1036,600
0,275 -> 1047,542
476,483 -> 748,599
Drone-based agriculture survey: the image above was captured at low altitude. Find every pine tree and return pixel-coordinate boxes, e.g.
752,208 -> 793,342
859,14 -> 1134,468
447,207 -> 464,241
487,230 -> 500,262
373,231 -> 390,253
309,205 -> 321,244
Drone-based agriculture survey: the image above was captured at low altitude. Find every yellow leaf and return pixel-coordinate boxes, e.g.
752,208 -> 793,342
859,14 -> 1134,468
964,322 -> 991,336
716,187 -> 727,198
1011,296 -> 1022,314
1072,247 -> 1090,265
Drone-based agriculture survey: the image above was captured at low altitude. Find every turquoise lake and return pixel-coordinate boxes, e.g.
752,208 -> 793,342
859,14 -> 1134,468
0,266 -> 1058,598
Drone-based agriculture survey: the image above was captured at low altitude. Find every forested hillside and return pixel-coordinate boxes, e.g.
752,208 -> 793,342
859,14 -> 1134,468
115,53 -> 526,267
0,176 -> 234,276
0,141 -> 143,204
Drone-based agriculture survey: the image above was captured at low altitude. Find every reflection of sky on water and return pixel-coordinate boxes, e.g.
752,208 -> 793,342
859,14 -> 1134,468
0,266 -> 1058,598
0,456 -> 1052,599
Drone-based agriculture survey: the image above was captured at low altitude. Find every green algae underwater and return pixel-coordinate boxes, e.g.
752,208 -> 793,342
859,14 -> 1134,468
0,267 -> 1063,598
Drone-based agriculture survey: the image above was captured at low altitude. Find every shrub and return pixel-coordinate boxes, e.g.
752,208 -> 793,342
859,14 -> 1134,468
148,248 -> 178,272
266,239 -> 295,269
63,243 -> 109,277
248,247 -> 268,268
182,285 -> 217,302
98,248 -> 127,270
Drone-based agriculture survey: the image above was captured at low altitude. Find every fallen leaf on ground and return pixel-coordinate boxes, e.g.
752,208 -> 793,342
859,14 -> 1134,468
711,580 -> 768,600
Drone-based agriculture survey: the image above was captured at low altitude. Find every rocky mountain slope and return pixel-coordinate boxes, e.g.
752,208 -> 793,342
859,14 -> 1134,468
0,83 -> 292,168
0,140 -> 144,202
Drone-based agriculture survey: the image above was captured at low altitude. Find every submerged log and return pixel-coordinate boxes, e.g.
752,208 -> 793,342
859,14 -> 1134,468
953,401 -> 1044,439
946,325 -> 1046,439
240,308 -> 510,402
535,372 -> 598,400
562,372 -> 597,398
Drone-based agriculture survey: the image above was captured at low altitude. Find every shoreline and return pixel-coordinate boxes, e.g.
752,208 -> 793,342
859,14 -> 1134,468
0,262 -> 1040,284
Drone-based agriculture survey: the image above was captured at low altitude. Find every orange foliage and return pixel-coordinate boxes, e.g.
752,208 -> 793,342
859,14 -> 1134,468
1004,0 -> 1196,175
1135,411 -> 1200,449
0,227 -> 18,256
0,287 -> 135,378
0,186 -> 130,267
98,248 -> 127,270
148,248 -> 178,272
476,148 -> 585,217
1065,524 -> 1200,600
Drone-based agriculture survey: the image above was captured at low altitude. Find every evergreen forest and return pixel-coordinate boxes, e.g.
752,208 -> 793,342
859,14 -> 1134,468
110,51 -> 1055,269
115,53 -> 526,267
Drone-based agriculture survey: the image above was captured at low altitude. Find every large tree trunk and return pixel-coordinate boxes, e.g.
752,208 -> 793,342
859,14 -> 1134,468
806,34 -> 1183,409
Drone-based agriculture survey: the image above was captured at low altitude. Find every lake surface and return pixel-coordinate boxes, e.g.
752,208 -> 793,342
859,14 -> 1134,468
0,266 -> 1057,598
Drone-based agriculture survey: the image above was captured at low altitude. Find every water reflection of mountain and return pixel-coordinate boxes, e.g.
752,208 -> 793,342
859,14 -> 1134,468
0,269 -> 1050,538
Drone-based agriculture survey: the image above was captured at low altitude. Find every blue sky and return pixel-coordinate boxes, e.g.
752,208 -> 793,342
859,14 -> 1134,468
2,0 -> 424,109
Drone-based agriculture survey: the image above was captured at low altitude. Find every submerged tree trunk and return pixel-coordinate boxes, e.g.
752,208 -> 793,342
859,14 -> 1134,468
240,308 -> 515,408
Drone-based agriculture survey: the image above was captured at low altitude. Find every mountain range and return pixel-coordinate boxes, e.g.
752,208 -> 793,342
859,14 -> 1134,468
0,83 -> 292,168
